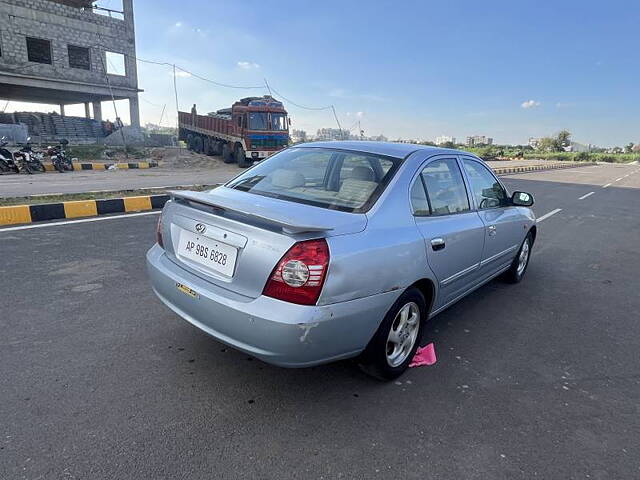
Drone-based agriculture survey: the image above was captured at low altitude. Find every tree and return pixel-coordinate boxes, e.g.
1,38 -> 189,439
557,130 -> 572,149
625,142 -> 635,153
537,130 -> 572,152
538,137 -> 560,152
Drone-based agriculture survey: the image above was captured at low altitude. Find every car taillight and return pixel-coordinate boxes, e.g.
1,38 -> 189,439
263,239 -> 329,305
156,216 -> 164,248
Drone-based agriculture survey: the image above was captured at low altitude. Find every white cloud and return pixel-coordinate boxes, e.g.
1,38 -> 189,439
237,61 -> 260,70
170,70 -> 192,78
521,100 -> 541,109
356,111 -> 364,118
175,21 -> 183,27
556,102 -> 575,108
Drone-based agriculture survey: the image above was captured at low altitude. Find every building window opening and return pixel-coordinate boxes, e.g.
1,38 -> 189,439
105,51 -> 126,76
68,45 -> 91,70
26,37 -> 52,64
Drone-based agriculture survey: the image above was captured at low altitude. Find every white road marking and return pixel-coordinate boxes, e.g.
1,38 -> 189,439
615,177 -> 623,182
0,211 -> 160,233
536,208 -> 562,223
603,183 -> 612,188
578,192 -> 595,200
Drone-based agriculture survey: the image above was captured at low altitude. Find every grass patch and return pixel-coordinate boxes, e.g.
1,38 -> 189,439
0,184 -> 218,207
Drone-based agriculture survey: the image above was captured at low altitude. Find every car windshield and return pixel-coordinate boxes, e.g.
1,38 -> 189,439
225,147 -> 401,213
248,112 -> 268,130
271,113 -> 287,131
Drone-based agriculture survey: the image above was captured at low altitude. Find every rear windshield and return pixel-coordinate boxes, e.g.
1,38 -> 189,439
225,147 -> 401,213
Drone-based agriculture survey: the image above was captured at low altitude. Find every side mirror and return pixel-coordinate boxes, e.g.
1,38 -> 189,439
511,191 -> 534,207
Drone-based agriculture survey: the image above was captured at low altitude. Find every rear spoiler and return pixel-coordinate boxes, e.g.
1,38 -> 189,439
168,190 -> 333,234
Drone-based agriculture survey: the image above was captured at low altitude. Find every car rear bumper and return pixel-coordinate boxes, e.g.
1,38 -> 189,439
146,244 -> 399,367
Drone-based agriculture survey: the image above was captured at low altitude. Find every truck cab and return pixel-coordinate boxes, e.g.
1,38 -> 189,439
232,96 -> 290,161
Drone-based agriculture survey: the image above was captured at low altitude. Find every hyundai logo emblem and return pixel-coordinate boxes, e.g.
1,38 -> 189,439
195,223 -> 206,234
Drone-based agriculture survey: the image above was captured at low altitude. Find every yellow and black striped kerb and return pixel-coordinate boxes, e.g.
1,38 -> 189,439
43,161 -> 158,172
0,194 -> 169,226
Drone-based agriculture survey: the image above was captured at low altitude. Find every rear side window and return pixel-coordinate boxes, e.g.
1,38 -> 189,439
226,147 -> 400,213
411,158 -> 470,215
462,158 -> 508,209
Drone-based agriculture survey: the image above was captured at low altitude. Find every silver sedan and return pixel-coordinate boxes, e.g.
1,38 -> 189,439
146,141 -> 536,379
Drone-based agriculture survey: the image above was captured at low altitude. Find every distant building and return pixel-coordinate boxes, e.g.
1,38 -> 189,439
528,137 -> 541,149
316,128 -> 350,141
566,141 -> 592,153
369,134 -> 388,142
435,135 -> 456,145
0,0 -> 141,132
291,129 -> 307,143
466,135 -> 493,147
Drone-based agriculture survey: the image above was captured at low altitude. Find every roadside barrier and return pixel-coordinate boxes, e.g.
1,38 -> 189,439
0,194 -> 169,226
493,162 -> 596,175
42,161 -> 158,172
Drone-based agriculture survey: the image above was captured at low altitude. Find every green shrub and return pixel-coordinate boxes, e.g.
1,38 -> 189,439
575,152 -> 592,162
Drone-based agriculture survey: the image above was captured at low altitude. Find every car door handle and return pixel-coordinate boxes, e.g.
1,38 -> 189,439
431,238 -> 445,251
488,225 -> 497,236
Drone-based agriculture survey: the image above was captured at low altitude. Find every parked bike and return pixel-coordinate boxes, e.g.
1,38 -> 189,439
47,139 -> 73,173
14,138 -> 46,174
0,136 -> 19,173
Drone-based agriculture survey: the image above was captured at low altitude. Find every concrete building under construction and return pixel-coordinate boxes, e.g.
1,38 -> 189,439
0,0 -> 140,141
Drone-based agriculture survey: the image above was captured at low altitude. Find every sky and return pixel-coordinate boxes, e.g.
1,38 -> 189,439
6,0 -> 640,146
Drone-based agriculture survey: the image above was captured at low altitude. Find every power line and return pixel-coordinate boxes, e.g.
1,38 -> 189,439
267,84 -> 332,111
130,54 -> 264,89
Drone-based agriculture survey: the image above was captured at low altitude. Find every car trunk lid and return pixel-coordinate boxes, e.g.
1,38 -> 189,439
161,187 -> 366,299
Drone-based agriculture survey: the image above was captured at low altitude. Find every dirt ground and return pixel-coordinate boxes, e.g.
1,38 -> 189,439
148,147 -> 228,169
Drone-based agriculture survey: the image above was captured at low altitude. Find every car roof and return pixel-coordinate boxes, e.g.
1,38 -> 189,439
294,141 -> 474,160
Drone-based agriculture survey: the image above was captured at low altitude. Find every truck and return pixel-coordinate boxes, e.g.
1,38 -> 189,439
178,96 -> 290,168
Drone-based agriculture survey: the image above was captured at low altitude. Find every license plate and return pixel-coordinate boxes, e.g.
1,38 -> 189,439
177,229 -> 238,277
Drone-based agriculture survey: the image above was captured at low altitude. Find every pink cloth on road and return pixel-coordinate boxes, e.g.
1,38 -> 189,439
409,343 -> 437,367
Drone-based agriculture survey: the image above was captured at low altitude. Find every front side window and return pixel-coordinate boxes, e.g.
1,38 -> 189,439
226,147 -> 400,212
26,37 -> 52,64
271,113 -> 287,131
462,158 -> 508,209
414,158 -> 470,215
248,112 -> 268,130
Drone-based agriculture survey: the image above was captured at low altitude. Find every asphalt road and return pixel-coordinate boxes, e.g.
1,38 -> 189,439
1,163 -> 639,479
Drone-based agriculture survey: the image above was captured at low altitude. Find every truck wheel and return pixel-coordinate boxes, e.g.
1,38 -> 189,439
222,143 -> 235,163
193,136 -> 204,154
235,145 -> 251,168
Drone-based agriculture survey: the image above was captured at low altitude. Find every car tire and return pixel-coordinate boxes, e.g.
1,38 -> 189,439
358,287 -> 426,381
222,143 -> 235,163
503,232 -> 533,284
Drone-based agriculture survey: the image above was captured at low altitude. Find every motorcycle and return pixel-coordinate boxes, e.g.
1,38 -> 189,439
47,139 -> 73,173
13,138 -> 46,174
0,136 -> 19,173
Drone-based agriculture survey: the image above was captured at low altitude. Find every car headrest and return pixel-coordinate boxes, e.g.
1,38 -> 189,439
347,165 -> 375,181
270,169 -> 306,189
